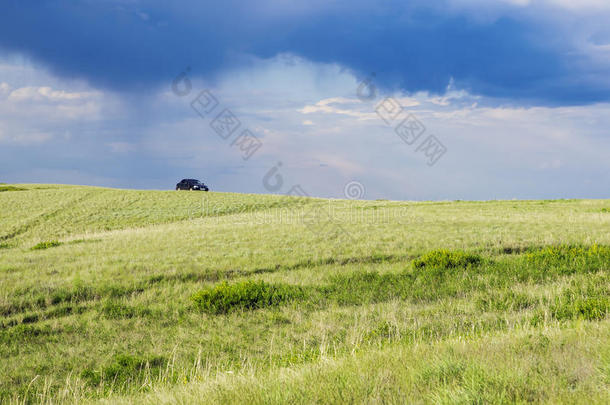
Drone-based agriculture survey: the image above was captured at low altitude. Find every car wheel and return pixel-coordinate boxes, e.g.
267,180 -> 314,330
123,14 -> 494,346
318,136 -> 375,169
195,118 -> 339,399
176,186 -> 180,190
189,187 -> 193,191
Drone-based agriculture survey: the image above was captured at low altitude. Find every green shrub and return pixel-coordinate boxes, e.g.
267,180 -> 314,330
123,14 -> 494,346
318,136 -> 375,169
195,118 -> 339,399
191,280 -> 303,314
31,240 -> 62,250
412,249 -> 482,270
0,185 -> 26,192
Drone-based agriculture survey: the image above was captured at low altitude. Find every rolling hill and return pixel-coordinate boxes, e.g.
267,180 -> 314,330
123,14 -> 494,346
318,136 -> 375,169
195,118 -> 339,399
1,184 -> 609,403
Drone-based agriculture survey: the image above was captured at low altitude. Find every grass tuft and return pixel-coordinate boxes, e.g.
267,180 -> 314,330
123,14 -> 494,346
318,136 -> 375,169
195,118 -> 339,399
412,249 -> 482,270
191,280 -> 304,314
31,240 -> 62,250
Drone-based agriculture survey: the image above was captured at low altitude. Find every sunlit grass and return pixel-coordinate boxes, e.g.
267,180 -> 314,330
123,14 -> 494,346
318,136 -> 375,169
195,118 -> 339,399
0,184 -> 608,403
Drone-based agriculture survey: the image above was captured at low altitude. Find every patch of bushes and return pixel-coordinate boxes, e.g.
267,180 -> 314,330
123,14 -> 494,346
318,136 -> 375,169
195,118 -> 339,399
191,280 -> 304,314
0,185 -> 26,192
81,353 -> 167,387
31,240 -> 62,250
524,244 -> 610,265
412,249 -> 482,270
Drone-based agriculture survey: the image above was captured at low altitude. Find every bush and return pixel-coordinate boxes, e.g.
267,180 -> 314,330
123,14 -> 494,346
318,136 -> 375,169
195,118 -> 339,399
412,249 -> 482,270
191,280 -> 303,314
0,185 -> 26,192
31,240 -> 62,250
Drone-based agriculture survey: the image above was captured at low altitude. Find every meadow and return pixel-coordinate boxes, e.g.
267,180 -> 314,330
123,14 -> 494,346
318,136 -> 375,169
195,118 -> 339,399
0,184 -> 609,404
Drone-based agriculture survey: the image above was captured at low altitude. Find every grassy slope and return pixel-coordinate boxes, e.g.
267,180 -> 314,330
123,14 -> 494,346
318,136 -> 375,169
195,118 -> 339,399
0,184 -> 609,403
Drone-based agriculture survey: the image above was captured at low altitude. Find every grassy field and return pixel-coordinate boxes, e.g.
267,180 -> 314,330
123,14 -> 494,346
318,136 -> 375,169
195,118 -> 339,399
0,184 -> 609,404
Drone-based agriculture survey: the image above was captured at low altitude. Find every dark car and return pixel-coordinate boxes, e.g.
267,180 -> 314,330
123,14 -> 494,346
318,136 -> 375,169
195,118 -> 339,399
176,179 -> 209,191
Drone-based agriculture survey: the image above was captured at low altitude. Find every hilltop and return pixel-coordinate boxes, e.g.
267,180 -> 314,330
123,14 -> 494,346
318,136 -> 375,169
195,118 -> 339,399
0,185 -> 609,403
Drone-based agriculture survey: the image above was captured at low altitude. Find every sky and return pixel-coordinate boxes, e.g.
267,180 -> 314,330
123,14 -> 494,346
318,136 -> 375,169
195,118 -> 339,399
0,0 -> 609,200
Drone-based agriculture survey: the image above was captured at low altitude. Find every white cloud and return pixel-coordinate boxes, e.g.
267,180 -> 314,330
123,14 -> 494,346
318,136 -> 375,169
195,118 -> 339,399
0,60 -> 123,147
8,86 -> 100,102
298,97 -> 377,120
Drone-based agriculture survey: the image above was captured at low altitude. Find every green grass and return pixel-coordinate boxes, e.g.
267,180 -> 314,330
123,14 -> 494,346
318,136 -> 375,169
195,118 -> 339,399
0,184 -> 609,404
0,185 -> 27,192
31,240 -> 62,250
412,249 -> 482,269
191,280 -> 304,314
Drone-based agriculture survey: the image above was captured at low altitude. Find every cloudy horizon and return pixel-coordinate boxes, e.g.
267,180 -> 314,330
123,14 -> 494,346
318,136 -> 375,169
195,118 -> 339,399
1,1 -> 609,200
